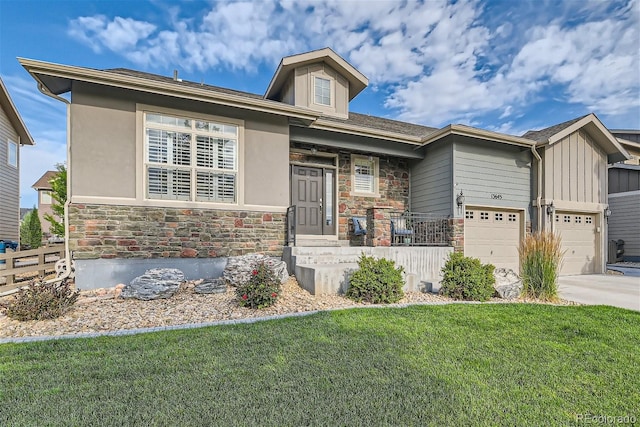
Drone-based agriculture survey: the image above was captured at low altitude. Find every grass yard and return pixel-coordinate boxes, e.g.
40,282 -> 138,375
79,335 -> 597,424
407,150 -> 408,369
1,304 -> 639,426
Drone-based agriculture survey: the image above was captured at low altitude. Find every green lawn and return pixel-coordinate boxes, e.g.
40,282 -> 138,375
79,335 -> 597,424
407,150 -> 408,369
1,304 -> 639,426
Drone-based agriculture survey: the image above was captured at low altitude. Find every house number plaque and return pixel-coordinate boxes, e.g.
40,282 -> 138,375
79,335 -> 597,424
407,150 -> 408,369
491,193 -> 503,200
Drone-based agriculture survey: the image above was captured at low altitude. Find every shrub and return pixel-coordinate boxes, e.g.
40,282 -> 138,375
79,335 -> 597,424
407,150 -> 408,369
236,261 -> 281,309
440,252 -> 495,301
519,231 -> 563,301
1,278 -> 79,321
346,254 -> 405,304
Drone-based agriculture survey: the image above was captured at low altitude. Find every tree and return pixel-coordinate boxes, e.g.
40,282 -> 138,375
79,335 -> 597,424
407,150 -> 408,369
44,163 -> 67,237
20,207 -> 42,249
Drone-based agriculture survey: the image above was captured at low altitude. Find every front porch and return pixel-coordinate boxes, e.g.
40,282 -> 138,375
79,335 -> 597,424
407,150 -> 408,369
284,207 -> 455,294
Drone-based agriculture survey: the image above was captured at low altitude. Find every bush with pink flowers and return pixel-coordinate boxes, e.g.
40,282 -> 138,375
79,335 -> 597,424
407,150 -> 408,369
236,261 -> 281,309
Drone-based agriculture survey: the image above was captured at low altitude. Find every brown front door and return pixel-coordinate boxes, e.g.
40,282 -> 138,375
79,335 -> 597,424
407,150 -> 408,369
292,165 -> 325,235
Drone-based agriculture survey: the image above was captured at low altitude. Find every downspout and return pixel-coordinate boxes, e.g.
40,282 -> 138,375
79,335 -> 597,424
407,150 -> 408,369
37,83 -> 73,284
531,144 -> 543,232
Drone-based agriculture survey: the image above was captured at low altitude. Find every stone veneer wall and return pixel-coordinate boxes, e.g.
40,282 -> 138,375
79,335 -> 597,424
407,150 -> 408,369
338,153 -> 409,241
68,204 -> 285,260
289,149 -> 410,244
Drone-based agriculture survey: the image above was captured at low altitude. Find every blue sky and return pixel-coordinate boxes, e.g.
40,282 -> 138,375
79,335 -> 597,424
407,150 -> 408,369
1,0 -> 638,208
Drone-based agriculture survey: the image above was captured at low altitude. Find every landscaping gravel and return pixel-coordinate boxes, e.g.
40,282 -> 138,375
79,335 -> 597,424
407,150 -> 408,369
0,277 -> 578,340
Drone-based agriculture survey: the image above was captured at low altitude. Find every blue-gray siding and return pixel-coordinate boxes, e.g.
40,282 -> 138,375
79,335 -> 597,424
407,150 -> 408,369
453,137 -> 533,220
410,140 -> 452,215
608,192 -> 640,258
0,104 -> 20,241
609,166 -> 640,194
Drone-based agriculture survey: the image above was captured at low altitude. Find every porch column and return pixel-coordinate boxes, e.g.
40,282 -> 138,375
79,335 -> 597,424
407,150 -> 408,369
448,218 -> 464,253
366,206 -> 393,247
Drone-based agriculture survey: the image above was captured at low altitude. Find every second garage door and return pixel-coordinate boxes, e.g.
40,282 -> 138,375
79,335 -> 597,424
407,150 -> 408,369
555,211 -> 598,275
465,207 -> 522,273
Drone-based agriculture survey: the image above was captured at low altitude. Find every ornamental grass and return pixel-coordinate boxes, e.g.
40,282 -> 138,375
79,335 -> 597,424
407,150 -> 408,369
518,231 -> 564,301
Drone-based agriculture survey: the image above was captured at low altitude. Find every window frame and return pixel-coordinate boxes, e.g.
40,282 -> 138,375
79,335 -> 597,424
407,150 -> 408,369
142,109 -> 243,205
350,154 -> 379,197
312,74 -> 334,108
7,139 -> 17,168
40,190 -> 52,205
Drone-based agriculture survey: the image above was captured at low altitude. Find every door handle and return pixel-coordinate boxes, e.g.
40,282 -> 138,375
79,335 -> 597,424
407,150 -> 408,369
319,197 -> 323,211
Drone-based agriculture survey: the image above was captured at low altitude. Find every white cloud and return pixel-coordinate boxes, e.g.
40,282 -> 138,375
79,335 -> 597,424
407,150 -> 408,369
64,0 -> 640,129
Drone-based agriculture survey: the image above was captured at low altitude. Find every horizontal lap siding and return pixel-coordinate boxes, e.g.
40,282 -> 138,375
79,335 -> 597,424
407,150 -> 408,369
608,193 -> 640,257
454,138 -> 532,220
410,141 -> 452,216
0,105 -> 19,240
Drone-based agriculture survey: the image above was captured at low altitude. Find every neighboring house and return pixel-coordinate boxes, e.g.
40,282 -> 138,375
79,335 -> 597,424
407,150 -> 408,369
19,48 -> 630,289
0,77 -> 35,242
19,207 -> 32,221
607,130 -> 640,262
31,170 -> 58,236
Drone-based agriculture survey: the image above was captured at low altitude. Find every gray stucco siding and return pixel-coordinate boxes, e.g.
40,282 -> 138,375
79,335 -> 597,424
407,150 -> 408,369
410,140 -> 453,216
70,82 -> 291,208
608,192 -> 640,258
0,104 -> 20,240
453,138 -> 532,220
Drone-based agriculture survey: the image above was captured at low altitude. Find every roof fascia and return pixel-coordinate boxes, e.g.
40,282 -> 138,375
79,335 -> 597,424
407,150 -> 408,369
0,77 -> 35,145
420,124 -> 534,148
546,113 -> 630,161
19,58 -> 321,122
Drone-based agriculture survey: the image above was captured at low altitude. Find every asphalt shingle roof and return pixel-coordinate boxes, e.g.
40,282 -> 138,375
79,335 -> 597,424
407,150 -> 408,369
104,68 -> 437,139
32,170 -> 58,190
522,114 -> 589,142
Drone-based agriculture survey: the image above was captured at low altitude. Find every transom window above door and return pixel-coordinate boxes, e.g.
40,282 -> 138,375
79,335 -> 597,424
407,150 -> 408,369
144,111 -> 239,203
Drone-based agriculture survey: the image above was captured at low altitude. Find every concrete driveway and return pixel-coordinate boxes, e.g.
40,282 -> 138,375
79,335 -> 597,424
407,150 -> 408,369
558,275 -> 640,311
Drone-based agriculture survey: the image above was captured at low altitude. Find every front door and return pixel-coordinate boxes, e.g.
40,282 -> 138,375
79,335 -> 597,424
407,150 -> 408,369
291,165 -> 334,235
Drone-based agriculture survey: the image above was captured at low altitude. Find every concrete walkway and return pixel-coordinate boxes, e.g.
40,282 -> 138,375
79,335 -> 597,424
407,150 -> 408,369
558,275 -> 640,311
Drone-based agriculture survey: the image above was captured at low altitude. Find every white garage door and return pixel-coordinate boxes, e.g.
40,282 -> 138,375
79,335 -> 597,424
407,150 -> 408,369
555,211 -> 598,275
465,208 -> 521,273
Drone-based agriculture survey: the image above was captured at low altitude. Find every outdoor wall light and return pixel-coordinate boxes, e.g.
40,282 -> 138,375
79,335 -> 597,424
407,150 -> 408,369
604,208 -> 612,218
310,147 -> 317,154
546,202 -> 555,216
456,191 -> 465,207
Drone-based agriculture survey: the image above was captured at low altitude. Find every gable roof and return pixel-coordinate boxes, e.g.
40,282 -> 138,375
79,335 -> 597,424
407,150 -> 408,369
19,57 -> 321,123
0,77 -> 35,145
523,113 -> 630,163
522,114 -> 589,142
32,170 -> 57,190
265,47 -> 369,102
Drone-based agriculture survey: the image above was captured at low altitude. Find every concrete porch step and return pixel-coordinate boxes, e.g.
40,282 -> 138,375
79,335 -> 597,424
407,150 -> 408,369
293,239 -> 346,247
292,253 -> 364,265
295,262 -> 423,295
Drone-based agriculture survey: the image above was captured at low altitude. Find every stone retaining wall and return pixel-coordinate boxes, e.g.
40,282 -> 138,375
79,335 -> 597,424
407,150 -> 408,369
68,204 -> 285,260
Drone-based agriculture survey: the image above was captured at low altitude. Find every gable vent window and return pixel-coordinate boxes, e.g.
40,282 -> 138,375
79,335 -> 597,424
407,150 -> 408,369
351,155 -> 378,196
145,112 -> 238,203
314,77 -> 331,106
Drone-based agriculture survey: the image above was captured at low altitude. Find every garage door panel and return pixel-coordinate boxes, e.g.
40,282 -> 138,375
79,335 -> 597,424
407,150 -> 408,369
465,207 -> 521,273
556,212 -> 597,275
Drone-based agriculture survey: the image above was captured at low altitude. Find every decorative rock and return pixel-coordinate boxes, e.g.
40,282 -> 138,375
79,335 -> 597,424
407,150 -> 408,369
223,254 -> 289,287
121,268 -> 185,300
194,278 -> 227,294
493,268 -> 523,299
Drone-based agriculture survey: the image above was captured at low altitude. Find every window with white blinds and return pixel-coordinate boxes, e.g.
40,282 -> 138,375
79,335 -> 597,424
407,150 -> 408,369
145,112 -> 238,203
351,155 -> 378,195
